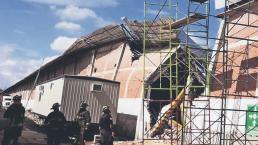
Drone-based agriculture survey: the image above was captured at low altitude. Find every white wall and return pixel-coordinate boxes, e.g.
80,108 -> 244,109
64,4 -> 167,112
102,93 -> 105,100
187,97 -> 258,144
215,0 -> 242,9
117,98 -> 150,139
32,78 -> 64,116
117,98 -> 142,116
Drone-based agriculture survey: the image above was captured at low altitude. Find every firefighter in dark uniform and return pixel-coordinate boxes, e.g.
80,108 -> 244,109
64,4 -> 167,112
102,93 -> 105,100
99,106 -> 114,145
44,103 -> 66,145
75,102 -> 91,145
1,95 -> 25,145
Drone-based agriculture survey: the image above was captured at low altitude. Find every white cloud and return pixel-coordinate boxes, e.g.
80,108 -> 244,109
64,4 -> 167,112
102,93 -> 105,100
55,21 -> 82,32
54,5 -> 112,27
0,43 -> 63,89
147,9 -> 169,16
0,44 -> 41,89
50,36 -> 77,53
0,44 -> 15,61
94,17 -> 113,27
22,0 -> 119,8
0,59 -> 41,89
55,5 -> 97,21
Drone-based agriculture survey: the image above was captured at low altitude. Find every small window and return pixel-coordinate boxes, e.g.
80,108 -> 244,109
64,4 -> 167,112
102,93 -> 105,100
50,83 -> 54,90
94,68 -> 97,73
39,93 -> 42,102
39,85 -> 44,95
91,83 -> 103,92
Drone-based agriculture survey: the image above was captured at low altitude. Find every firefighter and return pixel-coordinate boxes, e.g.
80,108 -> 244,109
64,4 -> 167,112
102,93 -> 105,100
99,106 -> 114,145
44,103 -> 66,145
75,102 -> 91,145
1,95 -> 25,145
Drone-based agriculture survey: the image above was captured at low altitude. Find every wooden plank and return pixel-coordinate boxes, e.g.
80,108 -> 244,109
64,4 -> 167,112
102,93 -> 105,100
191,0 -> 208,3
163,13 -> 206,30
150,88 -> 185,137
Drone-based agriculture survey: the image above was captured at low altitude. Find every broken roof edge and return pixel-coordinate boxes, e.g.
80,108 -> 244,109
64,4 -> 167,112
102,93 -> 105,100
64,24 -> 126,55
3,19 -> 204,94
3,25 -> 127,94
3,20 -> 153,93
3,40 -> 126,94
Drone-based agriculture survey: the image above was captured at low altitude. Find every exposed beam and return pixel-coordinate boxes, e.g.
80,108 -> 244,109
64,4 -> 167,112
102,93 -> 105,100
112,43 -> 127,80
163,13 -> 206,30
191,0 -> 208,3
90,49 -> 97,76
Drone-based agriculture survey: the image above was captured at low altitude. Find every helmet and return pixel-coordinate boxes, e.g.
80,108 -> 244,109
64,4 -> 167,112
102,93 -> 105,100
13,95 -> 22,101
51,103 -> 60,109
80,102 -> 88,108
102,105 -> 110,113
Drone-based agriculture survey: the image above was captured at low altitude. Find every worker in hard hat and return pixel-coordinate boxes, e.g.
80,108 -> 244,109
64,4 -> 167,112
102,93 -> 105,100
44,103 -> 66,145
75,102 -> 91,145
99,105 -> 114,145
1,95 -> 25,145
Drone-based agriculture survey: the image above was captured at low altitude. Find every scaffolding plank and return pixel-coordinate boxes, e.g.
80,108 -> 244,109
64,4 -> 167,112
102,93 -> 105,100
163,13 -> 206,29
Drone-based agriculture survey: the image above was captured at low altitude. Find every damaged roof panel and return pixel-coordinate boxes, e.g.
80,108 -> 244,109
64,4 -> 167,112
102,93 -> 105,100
65,24 -> 126,54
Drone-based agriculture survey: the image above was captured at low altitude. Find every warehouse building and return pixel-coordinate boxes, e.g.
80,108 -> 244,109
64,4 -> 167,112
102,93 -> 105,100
3,19 -> 205,139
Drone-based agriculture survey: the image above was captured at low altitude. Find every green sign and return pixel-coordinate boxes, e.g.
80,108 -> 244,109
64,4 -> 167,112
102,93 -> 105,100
246,105 -> 258,135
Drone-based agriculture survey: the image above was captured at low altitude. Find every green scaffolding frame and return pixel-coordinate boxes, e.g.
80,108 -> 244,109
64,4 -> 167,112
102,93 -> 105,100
143,0 -> 211,144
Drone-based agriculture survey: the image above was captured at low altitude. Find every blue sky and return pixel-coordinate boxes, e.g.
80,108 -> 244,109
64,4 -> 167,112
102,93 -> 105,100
0,0 -> 144,89
0,0 -> 222,89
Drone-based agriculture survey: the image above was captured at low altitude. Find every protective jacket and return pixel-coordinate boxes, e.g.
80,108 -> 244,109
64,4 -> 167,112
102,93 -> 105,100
45,111 -> 66,133
76,108 -> 91,128
1,103 -> 25,145
4,103 -> 25,135
99,113 -> 114,145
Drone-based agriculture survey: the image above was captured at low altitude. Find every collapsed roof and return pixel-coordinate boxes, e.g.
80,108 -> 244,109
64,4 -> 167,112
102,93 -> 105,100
3,18 -> 207,94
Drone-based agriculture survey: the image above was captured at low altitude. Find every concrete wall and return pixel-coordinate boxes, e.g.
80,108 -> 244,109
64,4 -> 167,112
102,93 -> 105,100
211,9 -> 258,97
188,97 -> 258,144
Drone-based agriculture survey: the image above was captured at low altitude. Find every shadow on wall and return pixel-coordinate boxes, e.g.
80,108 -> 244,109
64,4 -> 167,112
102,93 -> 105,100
211,69 -> 233,91
115,113 -> 137,140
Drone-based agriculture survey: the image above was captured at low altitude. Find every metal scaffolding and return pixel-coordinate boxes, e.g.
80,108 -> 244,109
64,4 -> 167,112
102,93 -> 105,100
143,0 -> 258,144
